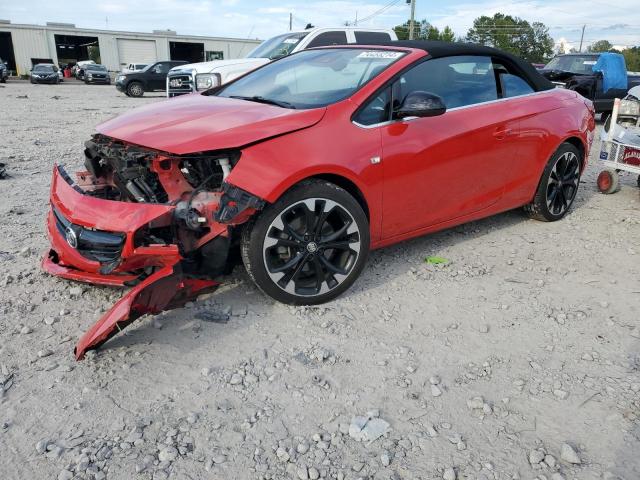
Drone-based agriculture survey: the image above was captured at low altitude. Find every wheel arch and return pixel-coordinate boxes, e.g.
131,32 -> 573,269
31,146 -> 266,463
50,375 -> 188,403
302,173 -> 370,221
127,79 -> 146,89
561,135 -> 587,171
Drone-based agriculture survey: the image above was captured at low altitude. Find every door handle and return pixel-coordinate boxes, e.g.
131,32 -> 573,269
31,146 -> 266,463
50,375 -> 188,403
493,127 -> 513,140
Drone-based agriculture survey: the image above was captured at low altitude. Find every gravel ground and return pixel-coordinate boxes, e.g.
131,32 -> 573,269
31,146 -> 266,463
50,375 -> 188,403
0,81 -> 639,480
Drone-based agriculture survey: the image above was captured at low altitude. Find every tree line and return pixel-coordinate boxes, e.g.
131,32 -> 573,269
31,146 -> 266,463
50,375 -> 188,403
393,13 -> 640,69
393,13 -> 554,63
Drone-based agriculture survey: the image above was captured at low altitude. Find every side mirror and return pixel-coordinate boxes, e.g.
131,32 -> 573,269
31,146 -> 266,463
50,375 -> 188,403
395,91 -> 446,119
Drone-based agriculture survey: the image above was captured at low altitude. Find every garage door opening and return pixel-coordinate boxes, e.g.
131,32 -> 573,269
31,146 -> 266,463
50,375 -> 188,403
117,39 -> 157,68
54,34 -> 100,67
0,32 -> 16,73
170,42 -> 204,64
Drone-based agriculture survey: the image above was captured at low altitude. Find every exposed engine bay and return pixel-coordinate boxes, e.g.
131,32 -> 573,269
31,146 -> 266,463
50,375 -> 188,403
42,134 -> 265,359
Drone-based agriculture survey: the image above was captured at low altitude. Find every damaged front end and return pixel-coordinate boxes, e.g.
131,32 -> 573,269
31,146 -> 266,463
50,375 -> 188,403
43,134 -> 265,359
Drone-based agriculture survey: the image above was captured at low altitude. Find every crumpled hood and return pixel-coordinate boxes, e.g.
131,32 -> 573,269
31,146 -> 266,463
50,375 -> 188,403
96,93 -> 326,154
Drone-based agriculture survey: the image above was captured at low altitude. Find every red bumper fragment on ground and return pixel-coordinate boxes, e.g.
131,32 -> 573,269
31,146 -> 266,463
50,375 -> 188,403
74,262 -> 218,360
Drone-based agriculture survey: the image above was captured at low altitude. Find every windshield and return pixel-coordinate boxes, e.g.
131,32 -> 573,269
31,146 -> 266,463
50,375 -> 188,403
545,55 -> 599,74
33,65 -> 56,73
87,64 -> 107,71
246,32 -> 309,59
216,48 -> 405,109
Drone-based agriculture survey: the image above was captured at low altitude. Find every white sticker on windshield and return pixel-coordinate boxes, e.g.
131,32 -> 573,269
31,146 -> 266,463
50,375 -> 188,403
283,38 -> 300,44
357,51 -> 403,59
583,61 -> 596,65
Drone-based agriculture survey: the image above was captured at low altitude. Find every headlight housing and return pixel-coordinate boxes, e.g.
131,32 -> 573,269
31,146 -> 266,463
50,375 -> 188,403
196,73 -> 221,91
619,99 -> 640,117
117,75 -> 126,81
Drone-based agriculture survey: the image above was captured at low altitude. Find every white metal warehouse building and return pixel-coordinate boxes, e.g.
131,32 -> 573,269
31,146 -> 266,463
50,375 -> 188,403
0,20 -> 261,75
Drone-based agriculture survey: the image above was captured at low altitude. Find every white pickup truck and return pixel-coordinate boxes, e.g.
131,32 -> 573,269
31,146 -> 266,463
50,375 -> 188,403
166,27 -> 397,97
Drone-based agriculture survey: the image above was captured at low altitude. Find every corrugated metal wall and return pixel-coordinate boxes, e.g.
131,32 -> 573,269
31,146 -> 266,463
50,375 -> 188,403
0,24 -> 261,75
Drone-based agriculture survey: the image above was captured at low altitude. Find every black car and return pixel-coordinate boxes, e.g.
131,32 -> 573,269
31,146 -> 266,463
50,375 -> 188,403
84,64 -> 111,85
30,64 -> 60,84
540,53 -> 640,113
115,60 -> 188,97
0,58 -> 8,83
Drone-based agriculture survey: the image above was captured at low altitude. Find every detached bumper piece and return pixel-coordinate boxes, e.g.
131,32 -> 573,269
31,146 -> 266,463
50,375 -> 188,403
43,163 -> 244,359
74,262 -> 217,360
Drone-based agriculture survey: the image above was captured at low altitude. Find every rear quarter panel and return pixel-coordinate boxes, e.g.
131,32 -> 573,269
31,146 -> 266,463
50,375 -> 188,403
502,88 -> 593,206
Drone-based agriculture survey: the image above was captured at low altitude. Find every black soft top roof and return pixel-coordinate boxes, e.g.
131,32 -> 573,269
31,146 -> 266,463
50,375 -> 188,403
372,40 -> 554,92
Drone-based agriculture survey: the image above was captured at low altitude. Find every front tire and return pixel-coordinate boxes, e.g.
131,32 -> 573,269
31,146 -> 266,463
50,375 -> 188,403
127,82 -> 144,97
241,180 -> 370,305
524,143 -> 582,221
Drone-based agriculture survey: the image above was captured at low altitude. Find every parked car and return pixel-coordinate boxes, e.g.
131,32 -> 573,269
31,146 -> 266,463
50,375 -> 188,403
43,41 -> 595,359
115,60 -> 188,97
30,64 -> 60,84
166,27 -> 398,97
121,63 -> 147,74
0,58 -> 8,83
84,64 -> 111,85
540,52 -> 640,113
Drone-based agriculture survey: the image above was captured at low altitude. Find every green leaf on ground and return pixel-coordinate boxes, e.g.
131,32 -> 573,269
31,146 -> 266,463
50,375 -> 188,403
425,256 -> 449,264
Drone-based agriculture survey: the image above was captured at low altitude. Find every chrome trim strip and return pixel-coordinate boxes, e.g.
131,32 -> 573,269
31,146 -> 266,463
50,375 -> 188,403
352,89 -> 551,129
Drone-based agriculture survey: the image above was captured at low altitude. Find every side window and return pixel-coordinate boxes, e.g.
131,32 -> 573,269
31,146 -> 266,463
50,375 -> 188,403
354,87 -> 392,126
500,74 -> 534,97
154,63 -> 172,74
206,51 -> 224,61
493,61 -> 535,98
306,31 -> 348,48
354,31 -> 392,43
395,55 -> 498,109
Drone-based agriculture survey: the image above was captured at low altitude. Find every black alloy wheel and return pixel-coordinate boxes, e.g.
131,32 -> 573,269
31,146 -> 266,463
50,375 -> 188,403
242,180 -> 369,304
525,142 -> 582,221
545,149 -> 580,216
263,197 -> 361,297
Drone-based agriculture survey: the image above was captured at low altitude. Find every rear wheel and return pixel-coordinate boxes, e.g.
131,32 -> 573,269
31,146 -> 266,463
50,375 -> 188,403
524,143 -> 582,221
597,169 -> 620,194
127,82 -> 144,97
241,180 -> 369,305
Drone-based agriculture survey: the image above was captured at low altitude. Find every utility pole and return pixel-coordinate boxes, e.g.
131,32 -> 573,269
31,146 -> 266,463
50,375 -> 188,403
289,13 -> 293,31
578,24 -> 585,52
408,0 -> 416,40
355,11 -> 358,27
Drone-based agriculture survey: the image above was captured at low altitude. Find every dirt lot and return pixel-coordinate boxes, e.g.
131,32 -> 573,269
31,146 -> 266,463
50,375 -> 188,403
0,81 -> 639,480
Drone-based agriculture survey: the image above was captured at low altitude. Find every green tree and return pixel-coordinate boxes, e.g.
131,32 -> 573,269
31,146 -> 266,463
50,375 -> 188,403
440,26 -> 456,42
426,25 -> 440,40
393,19 -> 456,42
465,13 -> 553,62
622,46 -> 640,71
588,40 -> 613,52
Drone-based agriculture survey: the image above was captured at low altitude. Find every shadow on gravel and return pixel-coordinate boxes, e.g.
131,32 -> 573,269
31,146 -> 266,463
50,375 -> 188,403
79,171 -> 603,358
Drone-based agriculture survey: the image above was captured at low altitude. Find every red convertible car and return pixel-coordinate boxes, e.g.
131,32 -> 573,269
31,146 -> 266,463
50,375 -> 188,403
42,41 -> 595,359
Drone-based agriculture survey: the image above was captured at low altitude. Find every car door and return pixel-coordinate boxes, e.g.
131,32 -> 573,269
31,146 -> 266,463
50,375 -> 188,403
374,55 -> 522,236
491,60 -> 546,205
148,62 -> 170,90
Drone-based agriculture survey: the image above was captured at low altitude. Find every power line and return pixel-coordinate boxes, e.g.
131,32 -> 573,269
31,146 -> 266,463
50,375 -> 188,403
357,0 -> 404,24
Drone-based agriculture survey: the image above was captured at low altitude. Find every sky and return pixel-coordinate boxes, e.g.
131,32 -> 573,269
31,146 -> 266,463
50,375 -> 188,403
1,0 -> 639,50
